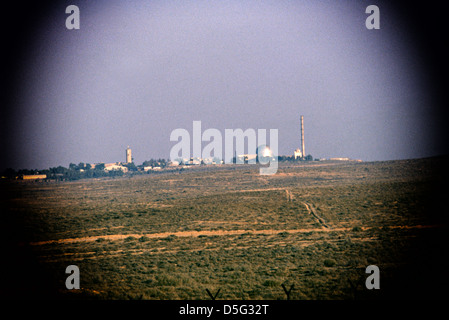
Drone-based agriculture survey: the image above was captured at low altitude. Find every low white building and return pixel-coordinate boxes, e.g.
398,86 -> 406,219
144,166 -> 161,171
104,163 -> 128,172
236,154 -> 257,163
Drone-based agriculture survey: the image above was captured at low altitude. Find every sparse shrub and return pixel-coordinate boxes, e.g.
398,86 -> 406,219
262,279 -> 279,287
139,236 -> 150,242
162,234 -> 177,241
324,259 -> 336,267
156,274 -> 180,286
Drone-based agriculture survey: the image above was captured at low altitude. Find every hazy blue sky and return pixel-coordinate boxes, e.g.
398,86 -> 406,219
5,0 -> 445,169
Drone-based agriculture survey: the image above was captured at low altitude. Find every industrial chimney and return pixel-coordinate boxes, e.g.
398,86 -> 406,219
301,115 -> 305,159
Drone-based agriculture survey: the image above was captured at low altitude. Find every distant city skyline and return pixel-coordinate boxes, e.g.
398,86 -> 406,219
2,0 -> 447,170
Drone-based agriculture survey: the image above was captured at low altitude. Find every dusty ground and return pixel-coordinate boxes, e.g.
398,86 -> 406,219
1,158 -> 448,299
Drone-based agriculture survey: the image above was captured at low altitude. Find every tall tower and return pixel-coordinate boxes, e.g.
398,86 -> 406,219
126,146 -> 132,163
300,115 -> 305,158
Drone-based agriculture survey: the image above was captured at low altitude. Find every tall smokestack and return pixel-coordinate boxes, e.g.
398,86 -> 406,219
301,115 -> 305,158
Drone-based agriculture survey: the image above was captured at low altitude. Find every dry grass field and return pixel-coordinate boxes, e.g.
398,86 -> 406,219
1,157 -> 448,300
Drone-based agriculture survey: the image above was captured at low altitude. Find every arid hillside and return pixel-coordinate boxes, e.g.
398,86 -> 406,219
1,157 -> 448,299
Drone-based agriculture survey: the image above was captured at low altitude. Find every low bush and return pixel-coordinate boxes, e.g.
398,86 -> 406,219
324,259 -> 336,267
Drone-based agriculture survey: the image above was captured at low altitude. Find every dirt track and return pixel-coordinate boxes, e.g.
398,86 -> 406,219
30,227 -> 350,246
302,202 -> 329,228
29,224 -> 440,246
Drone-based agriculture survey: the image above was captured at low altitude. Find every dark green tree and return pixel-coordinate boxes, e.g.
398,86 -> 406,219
1,168 -> 17,178
95,163 -> 105,171
123,162 -> 137,172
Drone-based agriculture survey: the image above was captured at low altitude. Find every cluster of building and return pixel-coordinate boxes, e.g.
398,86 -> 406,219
86,146 -> 132,173
16,115 -> 362,180
169,158 -> 222,166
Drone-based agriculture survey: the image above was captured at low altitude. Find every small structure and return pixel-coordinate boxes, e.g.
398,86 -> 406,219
143,166 -> 162,171
104,163 -> 128,172
185,158 -> 201,165
21,174 -> 47,180
236,154 -> 257,164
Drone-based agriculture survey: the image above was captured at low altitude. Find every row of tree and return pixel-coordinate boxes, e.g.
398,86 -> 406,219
1,155 -> 314,181
230,154 -> 314,164
0,159 -> 169,181
278,154 -> 315,161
